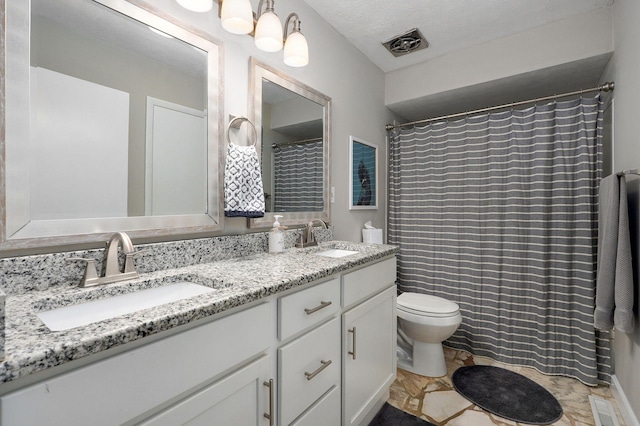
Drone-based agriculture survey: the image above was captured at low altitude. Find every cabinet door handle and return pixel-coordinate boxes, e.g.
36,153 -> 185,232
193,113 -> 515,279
304,300 -> 332,315
263,379 -> 274,426
348,327 -> 357,360
304,359 -> 332,380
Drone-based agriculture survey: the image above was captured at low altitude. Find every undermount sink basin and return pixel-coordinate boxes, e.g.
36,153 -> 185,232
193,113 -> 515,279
37,282 -> 214,331
315,249 -> 359,258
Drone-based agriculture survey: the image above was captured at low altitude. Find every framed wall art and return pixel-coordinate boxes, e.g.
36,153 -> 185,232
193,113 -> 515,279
349,136 -> 378,210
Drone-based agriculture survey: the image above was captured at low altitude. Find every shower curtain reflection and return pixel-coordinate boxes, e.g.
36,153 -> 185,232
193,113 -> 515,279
272,139 -> 324,212
388,96 -> 611,385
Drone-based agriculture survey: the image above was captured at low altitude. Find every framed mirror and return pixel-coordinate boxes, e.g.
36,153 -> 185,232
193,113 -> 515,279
248,58 -> 331,228
0,0 -> 223,251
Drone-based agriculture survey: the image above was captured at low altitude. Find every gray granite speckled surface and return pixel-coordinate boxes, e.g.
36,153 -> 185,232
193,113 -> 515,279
0,240 -> 397,384
0,227 -> 333,296
0,289 -> 4,360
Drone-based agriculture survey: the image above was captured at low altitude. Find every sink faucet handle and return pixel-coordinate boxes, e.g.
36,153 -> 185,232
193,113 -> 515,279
66,257 -> 100,287
306,219 -> 328,244
123,249 -> 150,274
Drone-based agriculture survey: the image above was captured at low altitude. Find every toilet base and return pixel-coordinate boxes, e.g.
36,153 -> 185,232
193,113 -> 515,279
397,341 -> 448,378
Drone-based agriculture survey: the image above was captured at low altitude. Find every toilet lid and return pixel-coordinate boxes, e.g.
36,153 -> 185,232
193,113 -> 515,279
397,292 -> 460,315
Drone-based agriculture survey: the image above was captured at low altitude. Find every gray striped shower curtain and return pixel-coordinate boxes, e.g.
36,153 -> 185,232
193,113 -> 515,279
388,96 -> 611,385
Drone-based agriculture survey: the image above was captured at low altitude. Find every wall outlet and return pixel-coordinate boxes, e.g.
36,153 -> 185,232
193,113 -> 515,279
330,186 -> 335,203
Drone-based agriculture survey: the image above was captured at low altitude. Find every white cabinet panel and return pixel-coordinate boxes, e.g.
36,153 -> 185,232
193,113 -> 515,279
140,355 -> 272,426
342,257 -> 396,308
343,286 -> 397,426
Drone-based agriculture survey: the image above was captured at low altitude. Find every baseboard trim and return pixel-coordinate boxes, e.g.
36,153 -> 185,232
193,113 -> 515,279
611,374 -> 640,426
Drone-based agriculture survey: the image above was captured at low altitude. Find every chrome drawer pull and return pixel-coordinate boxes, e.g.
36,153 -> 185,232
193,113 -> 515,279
304,360 -> 332,381
304,300 -> 332,315
263,379 -> 274,426
348,327 -> 357,360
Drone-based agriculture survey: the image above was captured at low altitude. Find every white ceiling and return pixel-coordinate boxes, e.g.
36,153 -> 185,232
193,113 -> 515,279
302,0 -> 614,73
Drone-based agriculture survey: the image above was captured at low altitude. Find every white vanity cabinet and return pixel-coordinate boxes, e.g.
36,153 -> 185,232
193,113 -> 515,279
0,302 -> 273,426
341,258 -> 397,426
0,254 -> 397,426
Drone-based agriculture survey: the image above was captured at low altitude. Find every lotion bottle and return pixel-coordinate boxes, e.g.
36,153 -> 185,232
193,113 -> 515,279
269,215 -> 284,254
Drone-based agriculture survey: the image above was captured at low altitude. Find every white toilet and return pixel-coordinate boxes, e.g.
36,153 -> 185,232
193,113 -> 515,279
396,292 -> 462,377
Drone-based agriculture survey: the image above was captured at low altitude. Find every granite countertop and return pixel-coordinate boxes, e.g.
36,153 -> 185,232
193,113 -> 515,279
0,241 -> 397,385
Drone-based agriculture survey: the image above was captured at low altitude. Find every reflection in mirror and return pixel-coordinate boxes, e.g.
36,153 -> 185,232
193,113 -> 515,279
249,58 -> 331,228
31,0 -> 207,219
1,0 -> 223,250
262,81 -> 324,213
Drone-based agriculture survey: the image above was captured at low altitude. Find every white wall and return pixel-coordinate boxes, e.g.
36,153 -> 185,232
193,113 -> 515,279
605,0 -> 640,421
148,0 -> 388,242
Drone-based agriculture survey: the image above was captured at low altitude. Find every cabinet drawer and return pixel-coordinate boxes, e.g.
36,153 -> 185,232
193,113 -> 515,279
279,277 -> 340,340
290,385 -> 341,426
279,317 -> 340,425
342,257 -> 396,308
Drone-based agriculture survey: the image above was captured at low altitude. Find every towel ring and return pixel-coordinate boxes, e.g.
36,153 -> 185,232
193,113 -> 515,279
226,116 -> 257,147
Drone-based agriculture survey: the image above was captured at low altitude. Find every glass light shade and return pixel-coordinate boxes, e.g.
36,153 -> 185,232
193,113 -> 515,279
283,31 -> 308,67
176,0 -> 213,13
254,11 -> 283,52
221,0 -> 254,35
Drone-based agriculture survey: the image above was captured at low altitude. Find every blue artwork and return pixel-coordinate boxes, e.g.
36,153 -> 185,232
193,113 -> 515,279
351,140 -> 376,207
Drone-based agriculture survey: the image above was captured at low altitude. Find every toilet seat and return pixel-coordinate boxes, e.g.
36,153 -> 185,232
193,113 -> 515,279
397,292 -> 460,317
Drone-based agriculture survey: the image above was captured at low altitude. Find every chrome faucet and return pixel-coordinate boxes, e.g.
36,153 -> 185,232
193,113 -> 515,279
103,232 -> 137,279
68,232 -> 145,287
296,219 -> 328,248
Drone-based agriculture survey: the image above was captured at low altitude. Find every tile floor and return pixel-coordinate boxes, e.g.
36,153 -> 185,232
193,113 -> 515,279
388,347 -> 626,426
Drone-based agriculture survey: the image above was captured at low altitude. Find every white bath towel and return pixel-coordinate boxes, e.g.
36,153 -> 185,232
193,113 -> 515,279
594,173 -> 635,333
224,143 -> 265,218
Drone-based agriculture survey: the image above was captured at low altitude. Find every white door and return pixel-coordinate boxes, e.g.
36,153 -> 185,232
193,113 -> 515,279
145,97 -> 206,216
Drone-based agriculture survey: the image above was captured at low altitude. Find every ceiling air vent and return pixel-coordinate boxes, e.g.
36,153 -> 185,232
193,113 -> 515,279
382,28 -> 428,57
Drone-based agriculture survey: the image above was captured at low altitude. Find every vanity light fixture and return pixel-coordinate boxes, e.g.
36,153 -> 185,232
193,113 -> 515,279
283,13 -> 308,67
254,0 -> 283,52
220,0 -> 254,34
176,0 -> 214,13
215,0 -> 309,66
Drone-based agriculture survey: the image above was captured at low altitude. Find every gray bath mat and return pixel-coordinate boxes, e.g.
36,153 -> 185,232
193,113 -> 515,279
369,403 -> 435,426
452,365 -> 563,425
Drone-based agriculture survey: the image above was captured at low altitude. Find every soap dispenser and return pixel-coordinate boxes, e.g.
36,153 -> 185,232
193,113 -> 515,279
269,215 -> 285,254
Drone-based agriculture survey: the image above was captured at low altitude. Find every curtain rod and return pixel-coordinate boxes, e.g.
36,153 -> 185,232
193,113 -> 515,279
385,81 -> 615,131
272,137 -> 323,148
618,169 -> 639,176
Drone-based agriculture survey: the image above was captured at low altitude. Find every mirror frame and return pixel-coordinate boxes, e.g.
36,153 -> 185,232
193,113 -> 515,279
0,0 -> 224,251
248,58 -> 331,228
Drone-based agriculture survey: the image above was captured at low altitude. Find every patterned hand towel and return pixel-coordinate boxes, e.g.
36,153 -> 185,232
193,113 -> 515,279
224,143 -> 265,218
594,174 -> 635,333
